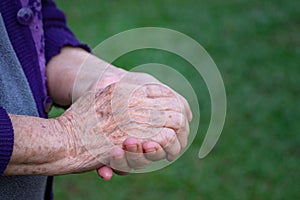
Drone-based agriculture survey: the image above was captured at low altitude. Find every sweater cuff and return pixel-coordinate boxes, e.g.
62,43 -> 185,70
44,27 -> 91,64
0,107 -> 14,175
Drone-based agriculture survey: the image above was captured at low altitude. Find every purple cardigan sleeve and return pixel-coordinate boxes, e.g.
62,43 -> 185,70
0,107 -> 14,175
42,0 -> 90,63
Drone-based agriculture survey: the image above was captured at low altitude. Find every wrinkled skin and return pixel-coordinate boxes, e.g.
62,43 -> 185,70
58,72 -> 192,174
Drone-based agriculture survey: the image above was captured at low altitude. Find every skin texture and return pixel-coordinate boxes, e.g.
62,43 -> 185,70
5,115 -> 74,175
3,47 -> 192,178
59,78 -> 190,173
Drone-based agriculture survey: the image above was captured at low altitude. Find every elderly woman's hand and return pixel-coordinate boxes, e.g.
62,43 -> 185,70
46,47 -> 192,176
55,71 -> 192,174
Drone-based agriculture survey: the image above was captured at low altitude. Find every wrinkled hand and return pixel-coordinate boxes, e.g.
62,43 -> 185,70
58,72 -> 192,175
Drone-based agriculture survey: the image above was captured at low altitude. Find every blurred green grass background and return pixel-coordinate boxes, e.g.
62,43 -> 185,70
51,0 -> 300,199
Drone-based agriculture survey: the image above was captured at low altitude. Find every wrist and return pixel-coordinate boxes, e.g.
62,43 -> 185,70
47,46 -> 128,105
51,113 -> 82,174
72,61 -> 127,102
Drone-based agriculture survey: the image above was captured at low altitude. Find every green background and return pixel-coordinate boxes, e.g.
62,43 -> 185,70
52,0 -> 300,199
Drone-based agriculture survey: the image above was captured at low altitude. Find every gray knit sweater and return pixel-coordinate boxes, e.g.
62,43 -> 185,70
0,13 -> 47,200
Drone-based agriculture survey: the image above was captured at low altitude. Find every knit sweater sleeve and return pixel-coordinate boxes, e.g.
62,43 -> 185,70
0,107 -> 14,175
41,0 -> 90,64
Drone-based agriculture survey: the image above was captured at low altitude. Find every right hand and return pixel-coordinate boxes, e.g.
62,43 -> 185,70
57,72 -> 192,174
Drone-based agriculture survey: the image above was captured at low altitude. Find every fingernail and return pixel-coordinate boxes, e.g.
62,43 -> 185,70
145,148 -> 156,153
125,144 -> 137,152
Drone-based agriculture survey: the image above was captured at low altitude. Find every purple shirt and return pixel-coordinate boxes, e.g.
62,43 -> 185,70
20,0 -> 47,96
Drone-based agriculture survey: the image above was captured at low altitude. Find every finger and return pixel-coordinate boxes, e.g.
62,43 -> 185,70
123,138 -> 151,170
130,109 -> 186,131
144,84 -> 174,98
150,128 -> 181,162
142,141 -> 166,161
97,166 -> 113,180
129,97 -> 182,113
142,83 -> 192,122
164,111 -> 185,130
110,146 -> 131,173
177,118 -> 190,152
178,94 -> 193,122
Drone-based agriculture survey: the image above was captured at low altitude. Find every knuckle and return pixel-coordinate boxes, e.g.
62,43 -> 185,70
164,129 -> 177,146
176,113 -> 186,129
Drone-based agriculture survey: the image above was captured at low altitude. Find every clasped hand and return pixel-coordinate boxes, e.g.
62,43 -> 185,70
56,71 -> 192,178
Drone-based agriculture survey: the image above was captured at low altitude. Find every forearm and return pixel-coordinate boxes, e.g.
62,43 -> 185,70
3,114 -> 71,176
46,47 -> 126,106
